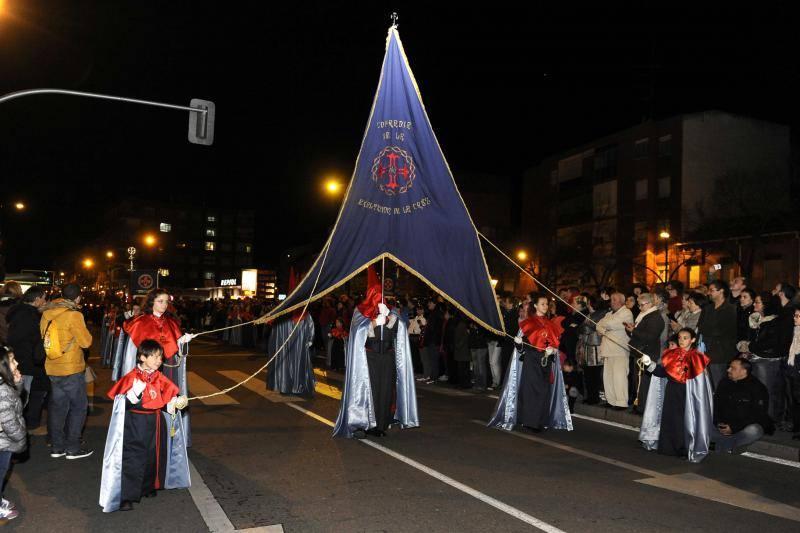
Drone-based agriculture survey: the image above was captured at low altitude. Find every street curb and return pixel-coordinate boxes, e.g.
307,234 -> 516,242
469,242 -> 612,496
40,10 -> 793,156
574,403 -> 800,463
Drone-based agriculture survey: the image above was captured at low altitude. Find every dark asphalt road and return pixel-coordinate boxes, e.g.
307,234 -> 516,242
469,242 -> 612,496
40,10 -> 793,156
5,337 -> 799,532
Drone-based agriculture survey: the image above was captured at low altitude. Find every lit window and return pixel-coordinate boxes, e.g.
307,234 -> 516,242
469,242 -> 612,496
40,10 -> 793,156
206,228 -> 216,237
245,244 -> 253,254
205,241 -> 216,251
204,271 -> 215,280
177,243 -> 187,249
207,215 -> 217,223
160,223 -> 172,232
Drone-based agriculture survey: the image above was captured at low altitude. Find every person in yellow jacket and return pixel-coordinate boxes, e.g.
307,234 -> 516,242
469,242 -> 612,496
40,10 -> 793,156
40,284 -> 93,460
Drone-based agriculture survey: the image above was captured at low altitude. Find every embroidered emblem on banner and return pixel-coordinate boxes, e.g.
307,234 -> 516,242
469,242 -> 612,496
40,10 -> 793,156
371,146 -> 416,196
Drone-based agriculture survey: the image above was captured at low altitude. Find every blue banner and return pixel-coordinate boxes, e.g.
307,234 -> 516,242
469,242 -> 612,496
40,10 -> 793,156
271,26 -> 504,334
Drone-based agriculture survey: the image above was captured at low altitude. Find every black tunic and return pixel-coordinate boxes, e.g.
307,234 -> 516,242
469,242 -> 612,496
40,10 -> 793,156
518,348 -> 550,429
121,402 -> 169,502
365,324 -> 397,431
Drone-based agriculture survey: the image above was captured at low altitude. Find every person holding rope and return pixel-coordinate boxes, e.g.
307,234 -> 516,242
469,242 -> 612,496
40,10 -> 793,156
626,292 -> 666,413
100,339 -> 189,512
333,266 -> 419,439
638,328 -> 713,462
488,292 -> 572,433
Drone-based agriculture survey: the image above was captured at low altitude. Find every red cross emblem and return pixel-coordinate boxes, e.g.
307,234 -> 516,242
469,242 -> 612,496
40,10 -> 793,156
371,146 -> 416,196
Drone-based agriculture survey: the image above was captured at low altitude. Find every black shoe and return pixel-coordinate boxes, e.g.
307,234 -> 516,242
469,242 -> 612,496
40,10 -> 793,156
353,429 -> 366,439
366,428 -> 386,437
522,425 -> 541,433
119,501 -> 133,511
144,490 -> 157,498
66,448 -> 94,460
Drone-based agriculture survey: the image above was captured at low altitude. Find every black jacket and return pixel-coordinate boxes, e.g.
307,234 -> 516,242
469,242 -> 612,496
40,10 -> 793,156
629,310 -> 665,360
6,302 -> 49,391
713,374 -> 774,435
698,301 -> 738,364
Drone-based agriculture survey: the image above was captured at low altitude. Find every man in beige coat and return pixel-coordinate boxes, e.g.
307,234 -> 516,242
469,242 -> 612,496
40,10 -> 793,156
596,292 -> 633,409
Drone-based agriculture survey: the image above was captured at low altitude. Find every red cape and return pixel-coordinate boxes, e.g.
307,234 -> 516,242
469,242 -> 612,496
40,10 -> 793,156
519,315 -> 565,350
123,313 -> 182,357
107,367 -> 179,409
660,347 -> 710,384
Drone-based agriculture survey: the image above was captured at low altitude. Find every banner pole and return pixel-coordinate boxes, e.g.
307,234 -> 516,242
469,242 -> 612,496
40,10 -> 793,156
380,256 -> 385,341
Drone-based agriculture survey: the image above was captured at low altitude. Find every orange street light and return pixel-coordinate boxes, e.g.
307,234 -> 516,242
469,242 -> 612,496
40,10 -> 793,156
324,179 -> 342,195
516,250 -> 528,262
144,234 -> 157,247
14,202 -> 25,211
83,258 -> 94,269
106,250 -> 114,259
659,231 -> 670,240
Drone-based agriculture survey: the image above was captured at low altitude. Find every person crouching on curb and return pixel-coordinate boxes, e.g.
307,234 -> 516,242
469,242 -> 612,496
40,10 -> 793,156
99,339 -> 189,512
0,345 -> 27,521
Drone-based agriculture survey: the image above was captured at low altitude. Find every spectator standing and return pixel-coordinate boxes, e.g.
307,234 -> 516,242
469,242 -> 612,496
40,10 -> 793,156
468,320 -> 488,391
452,313 -> 471,389
627,293 -> 666,412
0,345 -> 26,521
40,283 -> 93,460
729,276 -> 748,305
697,280 -> 738,388
421,301 -> 443,384
736,288 -> 756,342
407,305 -> 426,375
6,286 -> 49,433
596,293 -> 633,410
665,281 -> 684,316
0,282 -> 23,343
576,296 -> 605,405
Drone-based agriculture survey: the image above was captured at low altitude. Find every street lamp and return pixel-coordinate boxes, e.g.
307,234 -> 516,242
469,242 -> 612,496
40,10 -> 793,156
83,258 -> 94,269
14,202 -> 24,211
516,250 -> 528,262
143,234 -> 157,247
106,250 -> 114,259
659,231 -> 670,281
324,179 -> 342,195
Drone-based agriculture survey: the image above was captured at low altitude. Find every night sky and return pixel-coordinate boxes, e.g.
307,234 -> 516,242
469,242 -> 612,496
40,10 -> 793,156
1,1 -> 797,271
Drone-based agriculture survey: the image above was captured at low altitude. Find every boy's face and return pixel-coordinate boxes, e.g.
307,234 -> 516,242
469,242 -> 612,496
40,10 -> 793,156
140,351 -> 163,372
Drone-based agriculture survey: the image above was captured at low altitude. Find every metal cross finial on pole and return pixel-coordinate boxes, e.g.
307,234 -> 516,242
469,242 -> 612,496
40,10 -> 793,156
391,12 -> 398,28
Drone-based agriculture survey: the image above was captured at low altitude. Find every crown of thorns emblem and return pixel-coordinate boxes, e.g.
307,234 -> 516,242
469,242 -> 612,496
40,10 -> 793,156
371,146 -> 416,196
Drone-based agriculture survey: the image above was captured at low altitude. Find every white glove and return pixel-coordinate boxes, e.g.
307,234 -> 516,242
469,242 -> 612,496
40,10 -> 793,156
736,340 -> 750,353
514,335 -> 523,346
378,303 -> 390,317
178,333 -> 196,344
375,314 -> 387,327
132,378 -> 146,396
545,346 -> 557,356
640,355 -> 652,367
167,397 -> 177,415
126,388 -> 141,404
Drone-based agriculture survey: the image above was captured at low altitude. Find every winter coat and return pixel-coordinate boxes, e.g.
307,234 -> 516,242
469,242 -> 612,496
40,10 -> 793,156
0,381 -> 27,453
40,299 -> 92,377
697,301 -> 737,365
713,374 -> 774,435
6,302 -> 49,391
453,319 -> 470,362
629,309 -> 666,362
596,306 -> 633,359
0,296 -> 18,343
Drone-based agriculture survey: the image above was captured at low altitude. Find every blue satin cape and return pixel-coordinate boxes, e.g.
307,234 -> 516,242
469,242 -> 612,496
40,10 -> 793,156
99,395 -> 191,512
488,330 -> 573,432
333,309 -> 419,438
266,315 -> 316,396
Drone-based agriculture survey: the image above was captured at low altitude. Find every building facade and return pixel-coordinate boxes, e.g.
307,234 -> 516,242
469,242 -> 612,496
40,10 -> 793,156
522,110 -> 792,290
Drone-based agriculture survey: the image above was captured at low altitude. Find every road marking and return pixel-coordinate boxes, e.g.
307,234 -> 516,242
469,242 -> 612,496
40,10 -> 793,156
188,460 -> 284,533
285,403 -> 566,533
188,371 -> 240,405
741,452 -> 800,469
476,421 -> 800,522
570,413 -> 640,432
216,370 -> 304,403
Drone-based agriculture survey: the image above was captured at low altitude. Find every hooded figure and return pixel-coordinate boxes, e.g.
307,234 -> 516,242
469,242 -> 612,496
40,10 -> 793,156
638,328 -> 713,463
266,268 -> 316,396
488,296 -> 573,432
333,266 -> 418,438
